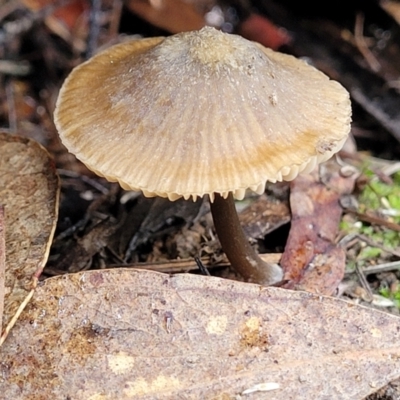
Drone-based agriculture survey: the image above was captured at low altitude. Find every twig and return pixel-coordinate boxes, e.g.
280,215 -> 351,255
105,245 -> 126,264
355,263 -> 374,302
381,162 -> 400,177
108,0 -> 123,39
343,208 -> 400,232
354,12 -> 381,72
0,288 -> 35,347
340,233 -> 400,258
44,253 -> 282,276
116,257 -> 225,274
53,217 -> 89,242
195,256 -> 211,276
0,60 -> 31,76
5,79 -> 17,133
361,260 -> 400,276
58,169 -> 110,194
109,253 -> 281,273
85,0 -> 102,59
0,255 -> 43,346
356,234 -> 400,258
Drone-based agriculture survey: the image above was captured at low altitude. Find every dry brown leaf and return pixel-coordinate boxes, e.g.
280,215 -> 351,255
0,132 -> 59,345
1,269 -> 399,399
239,192 -> 290,240
0,206 -> 4,333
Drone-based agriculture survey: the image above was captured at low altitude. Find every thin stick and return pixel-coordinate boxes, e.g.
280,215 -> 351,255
108,0 -> 123,38
58,169 -> 110,194
354,12 -> 381,72
343,208 -> 400,232
355,264 -> 373,302
210,193 -> 282,285
85,0 -> 102,59
356,234 -> 400,258
195,256 -> 211,276
44,253 -> 282,276
361,260 -> 400,276
5,80 -> 17,133
340,233 -> 400,258
0,289 -> 35,347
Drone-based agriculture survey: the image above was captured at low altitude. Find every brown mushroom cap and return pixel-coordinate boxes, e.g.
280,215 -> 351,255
54,27 -> 351,201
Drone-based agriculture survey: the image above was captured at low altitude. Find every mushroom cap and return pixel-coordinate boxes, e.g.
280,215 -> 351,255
54,27 -> 351,201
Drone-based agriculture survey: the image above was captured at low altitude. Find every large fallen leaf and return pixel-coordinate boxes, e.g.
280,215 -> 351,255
1,269 -> 399,399
0,132 -> 59,344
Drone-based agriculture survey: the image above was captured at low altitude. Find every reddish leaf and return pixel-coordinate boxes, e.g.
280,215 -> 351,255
238,14 -> 291,50
127,0 -> 204,33
281,160 -> 357,294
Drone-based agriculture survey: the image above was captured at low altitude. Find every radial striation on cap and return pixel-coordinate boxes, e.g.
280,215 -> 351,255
54,27 -> 351,201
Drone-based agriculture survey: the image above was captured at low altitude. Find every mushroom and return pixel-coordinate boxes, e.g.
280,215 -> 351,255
54,27 -> 351,285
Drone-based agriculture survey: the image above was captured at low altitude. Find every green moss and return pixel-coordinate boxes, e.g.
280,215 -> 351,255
359,169 -> 400,224
358,246 -> 382,260
379,285 -> 400,309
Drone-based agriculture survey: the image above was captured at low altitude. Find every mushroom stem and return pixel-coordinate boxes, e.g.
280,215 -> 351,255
210,193 -> 283,285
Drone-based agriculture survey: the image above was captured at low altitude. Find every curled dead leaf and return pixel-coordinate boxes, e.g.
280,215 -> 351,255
0,132 -> 59,345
